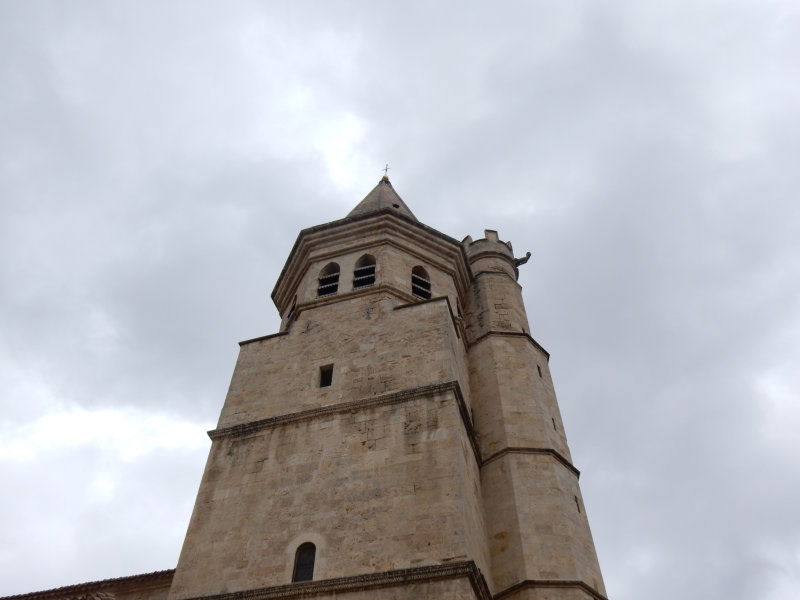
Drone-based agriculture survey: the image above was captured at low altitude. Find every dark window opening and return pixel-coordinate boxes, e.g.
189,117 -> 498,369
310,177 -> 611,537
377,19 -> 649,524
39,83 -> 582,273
353,254 -> 376,289
292,542 -> 316,582
317,263 -> 340,297
552,418 -> 557,431
411,266 -> 432,299
319,364 -> 333,387
574,495 -> 581,513
537,365 -> 542,378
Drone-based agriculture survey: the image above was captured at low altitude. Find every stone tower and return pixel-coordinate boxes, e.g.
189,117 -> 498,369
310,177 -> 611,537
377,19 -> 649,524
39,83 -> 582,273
167,177 -> 607,600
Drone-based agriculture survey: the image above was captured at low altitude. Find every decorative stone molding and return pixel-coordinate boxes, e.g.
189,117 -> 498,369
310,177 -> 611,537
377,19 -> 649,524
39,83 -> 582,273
238,331 -> 289,347
207,381 -> 483,464
67,593 -> 114,600
482,446 -> 581,478
494,579 -> 608,600
468,329 -> 550,360
207,380 -> 580,478
178,561 -> 491,600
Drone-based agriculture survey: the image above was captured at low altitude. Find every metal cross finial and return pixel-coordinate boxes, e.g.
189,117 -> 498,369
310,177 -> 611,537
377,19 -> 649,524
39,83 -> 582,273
382,163 -> 390,176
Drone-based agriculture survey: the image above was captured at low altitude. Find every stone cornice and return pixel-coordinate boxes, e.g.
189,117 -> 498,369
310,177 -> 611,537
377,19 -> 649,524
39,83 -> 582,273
0,571 -> 175,600
238,331 -> 288,347
468,329 -> 550,360
293,282 -> 417,316
207,380 -> 580,479
175,561 -> 491,600
482,446 -> 580,478
394,295 -> 467,345
494,579 -> 608,600
240,292 -> 466,350
208,381 -> 482,467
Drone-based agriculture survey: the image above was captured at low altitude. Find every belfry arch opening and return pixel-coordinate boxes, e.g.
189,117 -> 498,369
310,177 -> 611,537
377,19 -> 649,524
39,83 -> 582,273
292,542 -> 316,582
411,266 -> 432,299
352,254 -> 376,289
317,263 -> 340,297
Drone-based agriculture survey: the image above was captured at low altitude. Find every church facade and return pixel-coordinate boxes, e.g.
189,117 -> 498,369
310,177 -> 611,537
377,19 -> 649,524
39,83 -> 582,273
4,178 -> 607,600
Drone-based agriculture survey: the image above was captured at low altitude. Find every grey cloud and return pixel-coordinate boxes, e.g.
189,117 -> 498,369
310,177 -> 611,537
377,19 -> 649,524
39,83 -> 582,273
1,1 -> 799,599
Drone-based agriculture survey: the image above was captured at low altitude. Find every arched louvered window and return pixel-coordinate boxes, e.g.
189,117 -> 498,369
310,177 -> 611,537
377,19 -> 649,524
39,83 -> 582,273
317,263 -> 340,297
353,254 -> 376,290
292,542 -> 316,582
411,266 -> 432,299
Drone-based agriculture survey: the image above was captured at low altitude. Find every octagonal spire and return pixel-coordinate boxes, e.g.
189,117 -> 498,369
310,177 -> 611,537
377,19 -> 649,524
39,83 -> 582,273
347,175 -> 418,221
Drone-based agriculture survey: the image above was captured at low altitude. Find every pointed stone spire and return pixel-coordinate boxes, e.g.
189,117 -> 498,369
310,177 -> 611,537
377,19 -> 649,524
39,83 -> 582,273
347,175 -> 418,221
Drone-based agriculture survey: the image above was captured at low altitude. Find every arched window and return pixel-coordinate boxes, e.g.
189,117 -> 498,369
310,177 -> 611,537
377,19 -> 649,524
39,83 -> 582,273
411,266 -> 432,299
353,254 -> 376,289
317,263 -> 340,297
292,542 -> 316,582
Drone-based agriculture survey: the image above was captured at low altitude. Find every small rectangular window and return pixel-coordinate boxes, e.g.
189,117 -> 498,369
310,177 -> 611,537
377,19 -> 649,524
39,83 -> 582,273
319,364 -> 333,387
537,365 -> 542,378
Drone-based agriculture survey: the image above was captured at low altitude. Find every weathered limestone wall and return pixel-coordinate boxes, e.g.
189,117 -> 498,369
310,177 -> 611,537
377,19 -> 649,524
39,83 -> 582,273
466,272 -> 531,339
468,336 -> 571,460
169,392 -> 490,600
220,295 -> 469,428
482,454 -> 605,595
463,232 -> 605,598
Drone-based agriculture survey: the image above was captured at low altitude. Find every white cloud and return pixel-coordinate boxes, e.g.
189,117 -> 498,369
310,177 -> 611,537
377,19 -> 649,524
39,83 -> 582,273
0,405 -> 209,462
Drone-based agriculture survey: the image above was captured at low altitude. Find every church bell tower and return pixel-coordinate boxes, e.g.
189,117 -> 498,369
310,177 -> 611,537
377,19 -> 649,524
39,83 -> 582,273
167,177 -> 608,600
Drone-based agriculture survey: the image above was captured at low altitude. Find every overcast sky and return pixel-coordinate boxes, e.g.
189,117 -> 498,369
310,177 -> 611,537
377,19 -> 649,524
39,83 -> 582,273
1,2 -> 799,598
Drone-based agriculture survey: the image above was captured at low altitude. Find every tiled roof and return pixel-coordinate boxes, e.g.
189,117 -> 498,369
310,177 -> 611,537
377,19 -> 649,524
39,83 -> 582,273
0,569 -> 175,600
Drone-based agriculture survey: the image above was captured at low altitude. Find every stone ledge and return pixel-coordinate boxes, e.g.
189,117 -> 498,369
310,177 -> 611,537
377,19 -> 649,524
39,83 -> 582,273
392,295 -> 448,311
468,329 -> 550,360
207,382 -> 581,479
482,447 -> 580,478
238,331 -> 289,347
176,561 -> 491,600
208,382 -> 481,468
293,282 -> 417,316
494,579 -> 608,600
394,295 -> 467,341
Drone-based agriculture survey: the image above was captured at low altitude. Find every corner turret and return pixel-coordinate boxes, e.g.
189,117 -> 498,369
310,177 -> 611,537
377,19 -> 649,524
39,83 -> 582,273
462,230 -> 532,341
